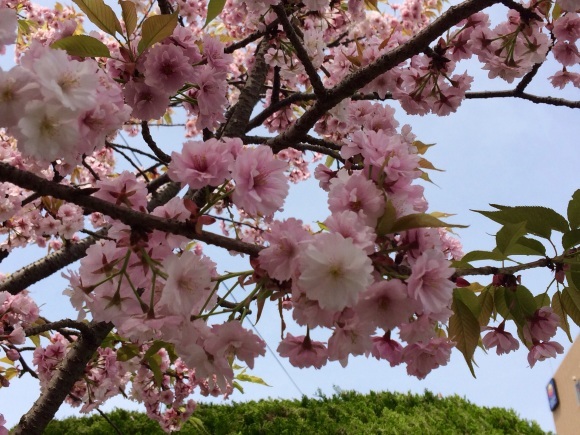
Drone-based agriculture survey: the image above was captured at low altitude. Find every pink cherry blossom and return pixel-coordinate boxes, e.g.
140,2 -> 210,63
259,218 -> 312,282
557,0 -> 580,12
328,171 -> 385,227
356,279 -> 419,331
553,13 -> 580,42
144,44 -> 195,95
406,248 -> 455,314
158,251 -> 217,318
527,341 -> 565,368
370,334 -> 404,366
323,211 -> 376,255
17,101 -> 80,164
32,47 -> 98,111
523,307 -> 560,343
277,333 -> 329,369
402,338 -> 454,379
553,41 -> 580,67
297,232 -> 373,312
0,7 -> 17,46
123,79 -> 169,121
169,138 -> 236,189
482,326 -> 520,355
0,413 -> 8,435
205,321 -> 266,369
231,146 -> 289,216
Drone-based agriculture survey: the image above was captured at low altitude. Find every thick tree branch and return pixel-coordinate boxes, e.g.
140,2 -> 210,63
25,319 -> 93,338
14,321 -> 113,435
246,92 -> 316,133
220,42 -> 269,139
273,4 -> 327,98
268,0 -> 502,152
0,229 -> 107,295
0,162 -> 260,257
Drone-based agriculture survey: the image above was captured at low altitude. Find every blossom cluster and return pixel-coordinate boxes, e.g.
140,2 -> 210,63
0,0 -> 576,432
0,42 -> 130,166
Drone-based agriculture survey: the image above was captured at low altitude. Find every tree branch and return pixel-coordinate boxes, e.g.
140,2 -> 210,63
224,19 -> 279,54
141,121 -> 171,164
352,90 -> 580,109
246,92 -> 316,133
14,321 -> 113,435
273,4 -> 327,98
0,162 -> 260,257
0,229 -> 107,295
220,42 -> 269,139
465,90 -> 580,108
24,319 -> 94,338
268,0 -> 502,152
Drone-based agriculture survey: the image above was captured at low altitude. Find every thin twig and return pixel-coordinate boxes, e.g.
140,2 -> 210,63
273,4 -> 327,98
140,121 -> 171,164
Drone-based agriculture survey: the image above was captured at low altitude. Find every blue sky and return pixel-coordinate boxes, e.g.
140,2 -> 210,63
3,0 -> 580,432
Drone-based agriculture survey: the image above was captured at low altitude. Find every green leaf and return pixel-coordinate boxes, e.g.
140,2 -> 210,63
565,263 -> 580,292
143,340 -> 172,360
236,373 -> 271,387
324,155 -> 335,168
561,287 -> 580,326
450,289 -> 481,378
138,11 -> 178,55
0,357 -> 14,365
552,2 -> 562,20
120,0 -> 137,37
568,190 -> 580,229
510,236 -> 546,256
187,417 -> 210,435
147,353 -> 164,386
116,343 -> 140,362
552,291 -> 573,341
562,229 -> 580,250
50,35 -> 111,58
232,380 -> 244,393
419,170 -> 437,185
496,222 -> 527,257
534,293 -> 550,309
204,0 -> 226,27
503,285 -> 537,327
477,287 -> 494,326
493,287 -> 510,319
418,157 -> 443,171
72,0 -> 122,36
390,213 -> 467,233
461,249 -> 505,263
376,200 -> 397,236
413,140 -> 435,155
473,205 -> 569,239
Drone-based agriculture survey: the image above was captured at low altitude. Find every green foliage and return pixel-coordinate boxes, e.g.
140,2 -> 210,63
204,0 -> 227,27
44,390 -> 548,435
72,0 -> 122,37
50,35 -> 111,58
449,288 -> 481,377
137,12 -> 179,55
389,212 -> 467,233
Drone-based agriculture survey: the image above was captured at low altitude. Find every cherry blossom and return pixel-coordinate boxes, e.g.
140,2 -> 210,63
0,0 -> 578,432
297,232 -> 373,311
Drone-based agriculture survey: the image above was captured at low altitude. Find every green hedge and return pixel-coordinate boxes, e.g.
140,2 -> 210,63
43,390 -> 548,434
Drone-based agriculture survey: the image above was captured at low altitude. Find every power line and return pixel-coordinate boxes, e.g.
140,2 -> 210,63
225,284 -> 304,396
